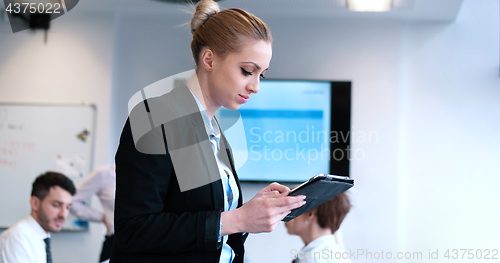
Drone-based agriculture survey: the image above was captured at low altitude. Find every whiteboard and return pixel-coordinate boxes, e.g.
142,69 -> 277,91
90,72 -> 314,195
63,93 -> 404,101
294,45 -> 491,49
0,103 -> 96,231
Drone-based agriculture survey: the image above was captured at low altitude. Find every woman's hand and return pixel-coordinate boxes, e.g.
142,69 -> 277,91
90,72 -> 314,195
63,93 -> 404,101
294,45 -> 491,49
221,183 -> 306,235
253,182 -> 291,198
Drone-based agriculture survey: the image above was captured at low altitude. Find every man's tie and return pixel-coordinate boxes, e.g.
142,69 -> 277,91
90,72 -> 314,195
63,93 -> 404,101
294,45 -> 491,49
44,237 -> 52,263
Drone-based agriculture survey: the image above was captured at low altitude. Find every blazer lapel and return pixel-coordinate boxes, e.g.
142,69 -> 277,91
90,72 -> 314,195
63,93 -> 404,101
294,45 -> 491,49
217,126 -> 243,208
171,85 -> 224,210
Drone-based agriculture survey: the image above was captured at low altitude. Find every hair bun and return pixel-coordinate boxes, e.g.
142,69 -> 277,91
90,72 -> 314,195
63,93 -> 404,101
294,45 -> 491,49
191,0 -> 220,35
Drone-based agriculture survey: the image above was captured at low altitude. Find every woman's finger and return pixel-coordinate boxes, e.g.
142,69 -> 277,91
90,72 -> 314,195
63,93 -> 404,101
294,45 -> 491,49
260,190 -> 281,197
264,182 -> 290,194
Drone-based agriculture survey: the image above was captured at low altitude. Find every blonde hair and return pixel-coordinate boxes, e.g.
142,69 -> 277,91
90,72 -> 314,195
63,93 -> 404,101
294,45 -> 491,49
190,0 -> 272,66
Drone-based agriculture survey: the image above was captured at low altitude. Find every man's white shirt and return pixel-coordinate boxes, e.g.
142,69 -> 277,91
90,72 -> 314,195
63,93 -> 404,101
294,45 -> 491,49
0,215 -> 50,263
71,164 -> 116,235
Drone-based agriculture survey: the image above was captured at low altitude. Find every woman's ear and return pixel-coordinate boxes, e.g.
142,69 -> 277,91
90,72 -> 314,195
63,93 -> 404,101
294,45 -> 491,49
200,48 -> 214,71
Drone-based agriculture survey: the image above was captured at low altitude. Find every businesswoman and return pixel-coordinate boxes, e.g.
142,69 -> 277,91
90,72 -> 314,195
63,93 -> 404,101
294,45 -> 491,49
110,1 -> 306,263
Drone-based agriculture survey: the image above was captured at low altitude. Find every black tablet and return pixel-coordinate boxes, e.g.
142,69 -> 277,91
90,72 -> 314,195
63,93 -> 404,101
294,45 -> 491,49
282,174 -> 354,222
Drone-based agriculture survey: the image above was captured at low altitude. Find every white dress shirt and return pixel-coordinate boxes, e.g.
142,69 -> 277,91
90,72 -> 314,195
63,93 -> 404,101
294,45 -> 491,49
70,164 -> 116,235
0,215 -> 50,263
296,234 -> 352,263
187,78 -> 240,263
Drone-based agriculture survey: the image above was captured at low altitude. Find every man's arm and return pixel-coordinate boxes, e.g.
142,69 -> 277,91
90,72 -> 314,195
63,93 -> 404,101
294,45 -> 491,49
70,168 -> 105,222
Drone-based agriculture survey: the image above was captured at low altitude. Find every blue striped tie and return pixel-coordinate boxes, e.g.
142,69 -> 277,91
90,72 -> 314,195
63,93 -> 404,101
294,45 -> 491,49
44,238 -> 52,263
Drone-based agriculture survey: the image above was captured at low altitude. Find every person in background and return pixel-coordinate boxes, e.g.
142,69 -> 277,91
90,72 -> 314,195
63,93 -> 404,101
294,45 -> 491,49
0,172 -> 76,263
71,164 -> 116,263
285,192 -> 351,263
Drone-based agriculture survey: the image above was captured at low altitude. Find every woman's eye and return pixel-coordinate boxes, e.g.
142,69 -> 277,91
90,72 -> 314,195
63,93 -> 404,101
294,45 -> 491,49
260,74 -> 265,80
241,67 -> 252,76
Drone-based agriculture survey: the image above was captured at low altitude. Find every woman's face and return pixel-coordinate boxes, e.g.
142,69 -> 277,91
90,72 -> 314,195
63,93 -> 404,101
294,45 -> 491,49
207,40 -> 272,110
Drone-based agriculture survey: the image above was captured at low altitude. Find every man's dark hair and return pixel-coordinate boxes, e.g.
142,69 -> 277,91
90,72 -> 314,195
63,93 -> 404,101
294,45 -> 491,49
31,172 -> 76,200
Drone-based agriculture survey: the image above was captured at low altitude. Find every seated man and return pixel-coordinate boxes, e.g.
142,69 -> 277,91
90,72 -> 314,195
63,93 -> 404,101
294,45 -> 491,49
285,192 -> 351,263
0,172 -> 76,263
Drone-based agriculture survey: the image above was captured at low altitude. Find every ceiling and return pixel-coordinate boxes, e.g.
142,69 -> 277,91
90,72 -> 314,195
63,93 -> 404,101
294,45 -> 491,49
75,0 -> 463,22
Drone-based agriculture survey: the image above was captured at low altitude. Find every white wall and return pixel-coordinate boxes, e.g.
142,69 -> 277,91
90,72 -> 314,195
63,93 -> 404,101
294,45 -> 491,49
0,10 -> 115,263
1,0 -> 498,262
398,0 -> 500,259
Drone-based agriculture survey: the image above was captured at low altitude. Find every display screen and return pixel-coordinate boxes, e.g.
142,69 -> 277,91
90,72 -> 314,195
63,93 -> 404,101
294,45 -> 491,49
217,80 -> 350,182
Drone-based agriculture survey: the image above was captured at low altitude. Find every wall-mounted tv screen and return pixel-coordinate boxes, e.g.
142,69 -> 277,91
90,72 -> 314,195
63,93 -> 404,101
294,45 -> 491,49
217,80 -> 351,183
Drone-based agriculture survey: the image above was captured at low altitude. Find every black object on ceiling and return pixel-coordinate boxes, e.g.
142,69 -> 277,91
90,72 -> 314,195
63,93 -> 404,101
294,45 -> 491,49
10,12 -> 51,43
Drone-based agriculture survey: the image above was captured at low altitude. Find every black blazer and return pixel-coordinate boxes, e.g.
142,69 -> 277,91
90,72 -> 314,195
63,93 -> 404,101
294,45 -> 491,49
110,84 -> 247,263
